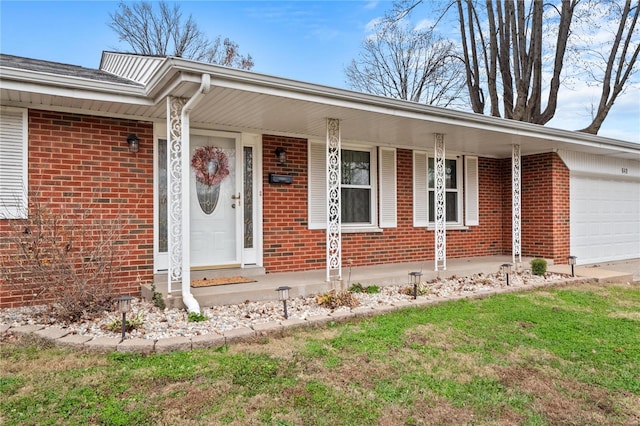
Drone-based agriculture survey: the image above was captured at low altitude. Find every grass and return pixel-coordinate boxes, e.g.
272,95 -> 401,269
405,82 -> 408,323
1,282 -> 638,425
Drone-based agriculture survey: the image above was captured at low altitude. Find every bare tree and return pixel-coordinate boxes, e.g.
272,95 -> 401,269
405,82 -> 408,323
577,0 -> 640,134
345,18 -> 466,107
394,0 -> 639,133
109,1 -> 254,70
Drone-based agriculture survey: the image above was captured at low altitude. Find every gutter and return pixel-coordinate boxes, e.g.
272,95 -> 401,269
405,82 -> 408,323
179,73 -> 211,314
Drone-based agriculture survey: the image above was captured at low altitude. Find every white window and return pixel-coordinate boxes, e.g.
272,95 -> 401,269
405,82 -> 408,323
413,151 -> 479,227
0,107 -> 28,219
308,141 -> 396,230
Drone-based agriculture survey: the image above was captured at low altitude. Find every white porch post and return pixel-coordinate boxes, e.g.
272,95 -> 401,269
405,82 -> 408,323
167,96 -> 187,294
434,133 -> 446,271
326,118 -> 342,285
512,144 -> 522,266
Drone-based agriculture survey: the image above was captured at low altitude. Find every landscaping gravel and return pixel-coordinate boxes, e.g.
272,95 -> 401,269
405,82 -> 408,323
0,271 -> 567,341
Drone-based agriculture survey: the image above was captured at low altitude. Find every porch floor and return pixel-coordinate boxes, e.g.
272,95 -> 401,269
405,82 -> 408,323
142,256 -> 638,309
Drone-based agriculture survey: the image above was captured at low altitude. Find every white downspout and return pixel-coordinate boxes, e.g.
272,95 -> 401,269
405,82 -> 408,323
180,73 -> 211,313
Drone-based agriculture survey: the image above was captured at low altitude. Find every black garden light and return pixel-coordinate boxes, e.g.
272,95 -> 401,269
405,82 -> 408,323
408,271 -> 423,300
275,286 -> 292,319
116,295 -> 134,341
568,255 -> 577,277
501,263 -> 513,286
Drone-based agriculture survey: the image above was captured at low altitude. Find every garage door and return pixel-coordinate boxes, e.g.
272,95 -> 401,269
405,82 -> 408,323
570,174 -> 640,264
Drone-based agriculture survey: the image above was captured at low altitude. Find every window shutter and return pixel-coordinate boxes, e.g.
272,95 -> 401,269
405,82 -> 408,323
413,151 -> 428,227
0,107 -> 28,219
378,147 -> 397,228
464,156 -> 479,226
308,141 -> 326,229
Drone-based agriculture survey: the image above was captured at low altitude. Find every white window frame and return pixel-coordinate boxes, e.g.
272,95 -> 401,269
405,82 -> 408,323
309,140 -> 394,232
427,155 -> 463,226
340,145 -> 378,229
413,151 -> 479,228
0,107 -> 28,219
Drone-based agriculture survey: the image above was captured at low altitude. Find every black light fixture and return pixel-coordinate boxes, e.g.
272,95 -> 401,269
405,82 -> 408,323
408,271 -> 423,299
275,286 -> 292,319
126,134 -> 140,153
116,295 -> 134,341
568,255 -> 577,277
501,263 -> 513,286
275,147 -> 287,165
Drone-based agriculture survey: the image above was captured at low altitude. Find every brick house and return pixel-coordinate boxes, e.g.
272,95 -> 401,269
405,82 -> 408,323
1,52 -> 638,310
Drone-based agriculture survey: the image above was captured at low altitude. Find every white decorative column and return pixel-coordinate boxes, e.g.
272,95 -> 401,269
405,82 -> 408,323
512,144 -> 522,266
167,96 -> 187,293
326,118 -> 342,285
434,133 -> 446,271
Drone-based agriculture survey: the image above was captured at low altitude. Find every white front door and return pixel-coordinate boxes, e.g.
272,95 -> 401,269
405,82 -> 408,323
190,132 -> 242,268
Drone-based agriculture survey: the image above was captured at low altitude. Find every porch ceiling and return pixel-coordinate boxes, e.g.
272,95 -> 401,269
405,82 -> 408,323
2,60 -> 638,160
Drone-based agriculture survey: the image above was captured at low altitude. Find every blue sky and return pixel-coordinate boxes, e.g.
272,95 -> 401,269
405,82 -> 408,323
1,0 -> 638,143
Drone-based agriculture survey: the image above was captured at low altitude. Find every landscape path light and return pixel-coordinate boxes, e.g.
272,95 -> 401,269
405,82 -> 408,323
568,256 -> 577,277
408,271 -> 423,300
501,263 -> 513,286
116,295 -> 134,342
276,286 -> 292,319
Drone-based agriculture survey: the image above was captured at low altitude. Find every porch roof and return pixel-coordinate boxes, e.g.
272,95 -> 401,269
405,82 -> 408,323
1,52 -> 638,160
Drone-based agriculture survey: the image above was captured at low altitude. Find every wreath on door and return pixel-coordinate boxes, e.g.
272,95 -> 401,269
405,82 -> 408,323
191,146 -> 230,214
191,146 -> 230,186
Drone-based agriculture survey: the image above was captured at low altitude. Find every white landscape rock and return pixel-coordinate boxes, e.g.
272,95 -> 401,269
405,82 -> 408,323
0,271 -> 568,341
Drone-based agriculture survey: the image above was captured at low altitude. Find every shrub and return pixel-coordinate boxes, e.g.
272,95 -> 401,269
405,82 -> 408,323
316,290 -> 360,309
348,283 -> 380,294
0,198 -> 125,322
150,282 -> 166,310
188,312 -> 208,322
530,258 -> 548,276
105,312 -> 144,333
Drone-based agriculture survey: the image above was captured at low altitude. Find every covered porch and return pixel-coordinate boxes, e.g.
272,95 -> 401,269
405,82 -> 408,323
144,255 -> 638,309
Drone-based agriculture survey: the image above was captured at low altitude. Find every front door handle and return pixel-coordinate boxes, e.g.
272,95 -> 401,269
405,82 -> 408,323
231,192 -> 241,206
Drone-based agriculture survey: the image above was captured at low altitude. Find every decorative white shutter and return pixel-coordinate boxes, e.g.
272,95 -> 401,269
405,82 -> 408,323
308,141 -> 327,229
464,156 -> 479,226
0,107 -> 28,219
413,151 -> 429,227
378,147 -> 397,228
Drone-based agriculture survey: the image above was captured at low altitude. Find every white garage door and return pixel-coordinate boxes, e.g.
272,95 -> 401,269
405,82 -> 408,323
570,174 -> 640,264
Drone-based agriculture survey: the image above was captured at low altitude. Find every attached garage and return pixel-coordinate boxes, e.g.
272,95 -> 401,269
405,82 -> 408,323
560,151 -> 640,265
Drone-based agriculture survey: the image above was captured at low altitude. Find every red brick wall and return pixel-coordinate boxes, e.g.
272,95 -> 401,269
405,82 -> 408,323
262,135 -> 506,272
501,152 -> 570,263
0,110 -> 154,308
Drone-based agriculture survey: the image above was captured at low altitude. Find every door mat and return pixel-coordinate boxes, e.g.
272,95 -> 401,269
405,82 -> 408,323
191,276 -> 255,288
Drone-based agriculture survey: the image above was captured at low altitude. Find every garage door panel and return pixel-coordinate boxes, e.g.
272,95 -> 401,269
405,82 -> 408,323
570,175 -> 640,264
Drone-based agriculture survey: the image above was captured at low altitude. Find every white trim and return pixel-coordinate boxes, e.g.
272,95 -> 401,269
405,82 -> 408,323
0,106 -> 28,219
241,133 -> 263,266
413,150 -> 467,228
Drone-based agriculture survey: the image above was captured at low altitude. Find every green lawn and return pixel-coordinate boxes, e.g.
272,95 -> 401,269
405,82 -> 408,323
1,283 -> 639,425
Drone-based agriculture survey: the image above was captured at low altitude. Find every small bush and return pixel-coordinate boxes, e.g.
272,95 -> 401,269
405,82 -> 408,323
530,258 -> 547,276
0,197 -> 125,322
105,313 -> 144,333
150,282 -> 166,310
348,283 -> 365,293
400,283 -> 430,297
188,312 -> 208,322
348,283 -> 380,294
316,290 -> 360,309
